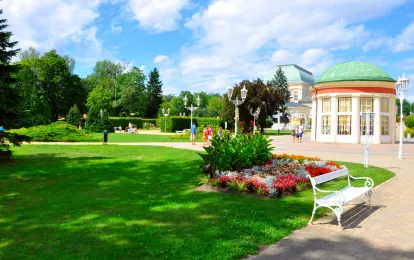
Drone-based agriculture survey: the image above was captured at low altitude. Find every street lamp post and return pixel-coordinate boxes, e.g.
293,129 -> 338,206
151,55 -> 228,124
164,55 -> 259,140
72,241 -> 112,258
183,95 -> 201,129
250,107 -> 261,135
396,73 -> 410,159
162,108 -> 170,133
227,86 -> 248,136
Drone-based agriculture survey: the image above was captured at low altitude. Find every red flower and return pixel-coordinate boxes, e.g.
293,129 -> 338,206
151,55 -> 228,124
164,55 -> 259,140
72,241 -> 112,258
219,176 -> 232,187
305,165 -> 333,177
326,161 -> 340,169
239,121 -> 243,127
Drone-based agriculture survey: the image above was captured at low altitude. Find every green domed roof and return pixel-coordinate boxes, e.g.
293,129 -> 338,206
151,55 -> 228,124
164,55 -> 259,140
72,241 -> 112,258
315,61 -> 395,84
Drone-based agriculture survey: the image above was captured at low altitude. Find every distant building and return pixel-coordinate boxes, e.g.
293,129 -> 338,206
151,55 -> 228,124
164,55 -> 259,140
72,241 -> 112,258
264,64 -> 315,125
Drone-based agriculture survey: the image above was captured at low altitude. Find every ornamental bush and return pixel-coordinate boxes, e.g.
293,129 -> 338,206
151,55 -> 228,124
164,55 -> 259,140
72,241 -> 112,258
405,115 -> 414,128
157,116 -> 222,132
199,134 -> 273,177
404,128 -> 414,138
66,105 -> 81,126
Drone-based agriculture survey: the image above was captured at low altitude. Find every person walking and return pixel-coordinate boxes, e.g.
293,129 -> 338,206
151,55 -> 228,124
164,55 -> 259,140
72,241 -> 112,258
191,122 -> 197,145
207,125 -> 213,146
202,125 -> 208,146
297,122 -> 304,143
291,126 -> 296,143
217,126 -> 223,140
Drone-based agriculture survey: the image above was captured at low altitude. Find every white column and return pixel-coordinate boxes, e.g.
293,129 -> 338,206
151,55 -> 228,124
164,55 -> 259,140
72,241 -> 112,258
374,96 -> 381,144
331,96 -> 338,142
390,96 -> 396,143
311,97 -> 317,141
316,97 -> 323,141
351,96 -> 360,144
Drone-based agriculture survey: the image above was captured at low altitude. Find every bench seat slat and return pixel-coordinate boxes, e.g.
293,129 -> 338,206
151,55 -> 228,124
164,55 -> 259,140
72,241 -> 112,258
313,168 -> 348,185
317,186 -> 370,205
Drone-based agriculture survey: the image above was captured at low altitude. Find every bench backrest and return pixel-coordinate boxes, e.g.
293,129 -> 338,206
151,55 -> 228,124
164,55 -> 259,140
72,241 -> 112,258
309,167 -> 349,186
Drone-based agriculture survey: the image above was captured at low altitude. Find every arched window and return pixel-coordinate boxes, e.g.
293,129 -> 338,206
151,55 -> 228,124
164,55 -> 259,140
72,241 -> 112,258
294,91 -> 298,101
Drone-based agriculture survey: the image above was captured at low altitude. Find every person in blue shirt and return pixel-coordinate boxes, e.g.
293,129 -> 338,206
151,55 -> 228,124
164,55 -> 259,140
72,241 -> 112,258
191,122 -> 197,145
0,124 -> 4,132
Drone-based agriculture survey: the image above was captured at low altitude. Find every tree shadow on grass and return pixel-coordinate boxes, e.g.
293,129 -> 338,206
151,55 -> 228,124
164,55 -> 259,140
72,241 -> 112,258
0,149 -> 393,260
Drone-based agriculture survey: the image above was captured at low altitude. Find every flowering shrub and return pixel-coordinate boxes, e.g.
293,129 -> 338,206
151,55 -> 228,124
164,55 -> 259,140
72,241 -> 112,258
201,154 -> 342,199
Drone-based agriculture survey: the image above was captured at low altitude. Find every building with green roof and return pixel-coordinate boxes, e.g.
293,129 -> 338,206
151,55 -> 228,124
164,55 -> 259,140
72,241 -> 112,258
311,61 -> 397,144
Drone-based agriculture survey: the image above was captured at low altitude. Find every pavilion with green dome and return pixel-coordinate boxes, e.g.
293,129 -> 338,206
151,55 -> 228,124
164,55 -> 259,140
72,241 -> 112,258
311,61 -> 396,144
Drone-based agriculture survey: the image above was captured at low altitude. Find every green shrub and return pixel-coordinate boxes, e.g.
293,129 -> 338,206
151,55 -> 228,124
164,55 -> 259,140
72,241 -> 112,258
11,122 -> 98,142
28,114 -> 51,127
405,115 -> 414,128
109,117 -> 143,129
142,119 -> 157,129
404,128 -> 414,138
157,117 -> 222,133
66,105 -> 81,126
199,134 -> 273,177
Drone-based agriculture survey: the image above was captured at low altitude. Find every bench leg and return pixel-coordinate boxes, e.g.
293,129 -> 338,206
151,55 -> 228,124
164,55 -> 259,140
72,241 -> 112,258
334,207 -> 344,231
366,190 -> 372,209
308,203 -> 318,226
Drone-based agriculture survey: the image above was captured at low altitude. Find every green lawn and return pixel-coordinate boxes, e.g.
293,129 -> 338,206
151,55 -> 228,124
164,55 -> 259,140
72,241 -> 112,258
0,145 -> 394,259
89,133 -> 203,143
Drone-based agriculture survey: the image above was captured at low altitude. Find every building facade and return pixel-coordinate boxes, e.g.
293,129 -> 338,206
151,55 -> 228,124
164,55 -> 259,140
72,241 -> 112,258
311,61 -> 396,144
264,64 -> 315,125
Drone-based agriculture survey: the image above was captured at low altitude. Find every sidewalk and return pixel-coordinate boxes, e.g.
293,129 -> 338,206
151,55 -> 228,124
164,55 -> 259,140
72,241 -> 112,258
249,136 -> 414,260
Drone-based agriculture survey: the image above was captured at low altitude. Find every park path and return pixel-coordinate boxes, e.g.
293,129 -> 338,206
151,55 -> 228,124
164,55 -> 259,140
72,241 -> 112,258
27,136 -> 414,259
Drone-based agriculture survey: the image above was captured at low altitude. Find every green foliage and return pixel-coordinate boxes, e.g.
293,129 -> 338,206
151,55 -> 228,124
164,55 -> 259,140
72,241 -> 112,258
200,134 -> 273,177
117,67 -> 146,116
0,131 -> 31,160
0,9 -> 22,128
157,117 -> 222,132
86,107 -> 114,133
198,175 -> 210,186
109,117 -> 143,129
145,68 -> 163,118
396,98 -> 411,116
404,115 -> 414,128
87,86 -> 112,111
10,122 -> 96,142
66,105 -> 81,126
404,128 -> 414,138
15,50 -> 87,122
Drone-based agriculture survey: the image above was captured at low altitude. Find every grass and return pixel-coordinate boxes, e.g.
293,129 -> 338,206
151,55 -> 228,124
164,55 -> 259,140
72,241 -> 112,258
89,133 -> 203,143
0,145 -> 394,259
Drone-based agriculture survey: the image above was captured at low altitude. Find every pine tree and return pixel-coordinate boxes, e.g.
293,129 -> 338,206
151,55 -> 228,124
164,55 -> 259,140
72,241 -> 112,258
145,68 -> 163,118
66,105 -> 81,126
272,67 -> 290,103
0,9 -> 21,128
85,107 -> 113,132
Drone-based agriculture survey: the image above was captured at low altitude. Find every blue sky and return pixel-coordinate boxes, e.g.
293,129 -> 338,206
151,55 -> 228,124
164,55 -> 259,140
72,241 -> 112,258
2,0 -> 414,101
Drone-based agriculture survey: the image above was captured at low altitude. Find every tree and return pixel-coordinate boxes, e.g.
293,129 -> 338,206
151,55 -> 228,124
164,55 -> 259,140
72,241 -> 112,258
63,55 -> 75,75
396,98 -> 411,116
87,86 -> 112,112
145,68 -> 163,118
207,96 -> 224,117
66,105 -> 81,126
411,103 -> 414,114
18,47 -> 40,60
268,67 -> 290,110
0,9 -> 21,128
116,66 -> 146,116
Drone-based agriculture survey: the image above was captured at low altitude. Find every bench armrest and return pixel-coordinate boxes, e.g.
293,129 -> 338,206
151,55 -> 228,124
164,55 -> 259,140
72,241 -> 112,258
349,175 -> 374,189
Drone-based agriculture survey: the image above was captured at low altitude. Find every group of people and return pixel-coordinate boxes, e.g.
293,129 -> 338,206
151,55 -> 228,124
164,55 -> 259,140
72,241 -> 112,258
125,122 -> 138,134
291,122 -> 305,143
190,123 -> 223,146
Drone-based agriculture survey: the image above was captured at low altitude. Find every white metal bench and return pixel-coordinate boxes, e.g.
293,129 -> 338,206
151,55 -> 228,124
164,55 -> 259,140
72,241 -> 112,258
175,129 -> 187,134
114,126 -> 122,132
307,167 -> 374,230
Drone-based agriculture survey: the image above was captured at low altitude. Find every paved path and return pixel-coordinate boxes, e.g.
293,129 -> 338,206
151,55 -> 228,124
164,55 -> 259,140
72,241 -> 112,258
249,136 -> 414,260
27,136 -> 414,259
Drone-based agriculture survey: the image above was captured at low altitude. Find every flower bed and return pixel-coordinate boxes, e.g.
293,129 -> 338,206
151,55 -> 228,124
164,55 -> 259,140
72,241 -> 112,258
201,154 -> 342,198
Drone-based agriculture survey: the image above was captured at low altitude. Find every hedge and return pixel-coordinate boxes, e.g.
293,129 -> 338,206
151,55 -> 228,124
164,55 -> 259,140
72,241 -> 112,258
404,128 -> 414,138
157,117 -> 222,132
110,117 -> 143,129
142,119 -> 157,126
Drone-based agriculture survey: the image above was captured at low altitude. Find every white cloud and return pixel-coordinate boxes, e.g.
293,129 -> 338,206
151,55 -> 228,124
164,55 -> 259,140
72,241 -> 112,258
153,55 -> 170,64
363,22 -> 414,52
111,20 -> 123,33
398,58 -> 414,71
271,50 -> 294,64
128,0 -> 190,33
1,0 -> 102,51
179,0 -> 404,92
